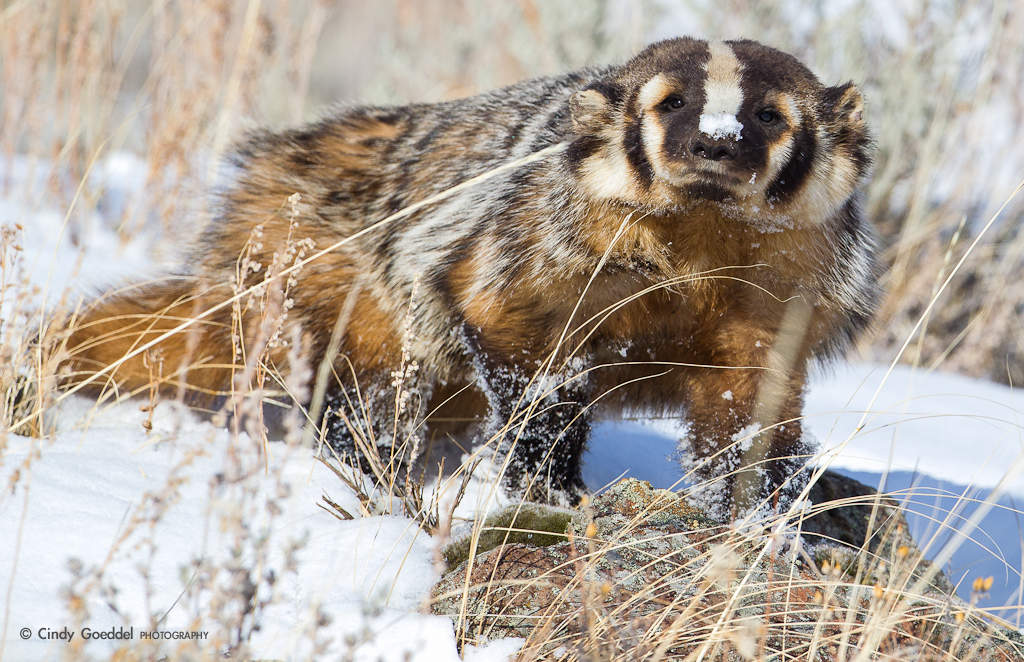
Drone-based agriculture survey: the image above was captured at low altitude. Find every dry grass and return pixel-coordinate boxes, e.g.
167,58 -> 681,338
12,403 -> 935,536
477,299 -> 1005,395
434,483 -> 1024,660
2,0 -> 1023,660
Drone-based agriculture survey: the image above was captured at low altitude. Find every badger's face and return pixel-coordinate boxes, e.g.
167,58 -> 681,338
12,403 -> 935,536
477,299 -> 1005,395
569,38 -> 870,226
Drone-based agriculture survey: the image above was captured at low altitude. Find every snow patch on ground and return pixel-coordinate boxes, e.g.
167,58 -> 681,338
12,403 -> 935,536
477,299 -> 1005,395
0,152 -> 172,314
8,359 -> 1021,657
0,152 -> 525,661
463,638 -> 525,661
805,362 -> 1024,495
587,363 -> 1024,498
0,398 -> 469,660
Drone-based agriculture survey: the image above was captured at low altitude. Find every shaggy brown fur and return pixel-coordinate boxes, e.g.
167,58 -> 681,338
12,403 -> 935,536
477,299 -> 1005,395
65,37 -> 878,517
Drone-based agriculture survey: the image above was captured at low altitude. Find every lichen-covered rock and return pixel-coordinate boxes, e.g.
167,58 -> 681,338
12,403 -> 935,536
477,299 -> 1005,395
431,477 -> 1023,660
441,503 -> 575,568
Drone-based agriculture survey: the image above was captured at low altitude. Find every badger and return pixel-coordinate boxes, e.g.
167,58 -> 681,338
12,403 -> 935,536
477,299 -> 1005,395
65,37 -> 878,518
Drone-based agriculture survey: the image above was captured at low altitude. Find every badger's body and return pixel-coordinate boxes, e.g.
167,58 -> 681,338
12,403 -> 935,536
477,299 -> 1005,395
68,38 -> 878,517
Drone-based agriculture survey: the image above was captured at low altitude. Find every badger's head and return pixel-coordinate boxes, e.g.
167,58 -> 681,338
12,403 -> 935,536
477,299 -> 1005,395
568,38 -> 870,226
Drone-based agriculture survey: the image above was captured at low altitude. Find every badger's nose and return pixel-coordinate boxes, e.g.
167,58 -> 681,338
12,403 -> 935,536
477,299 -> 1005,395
689,138 -> 737,161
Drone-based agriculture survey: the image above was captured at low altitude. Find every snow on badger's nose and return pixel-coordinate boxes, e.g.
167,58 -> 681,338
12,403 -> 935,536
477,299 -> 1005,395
699,41 -> 745,145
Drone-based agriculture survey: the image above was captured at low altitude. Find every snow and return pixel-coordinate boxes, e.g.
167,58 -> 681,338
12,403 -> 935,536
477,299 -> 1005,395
0,392 -> 528,659
463,638 -> 526,661
0,398 -> 467,660
6,360 -> 1021,658
0,153 -> 170,311
698,113 -> 743,141
806,362 -> 1024,495
583,362 -> 1024,614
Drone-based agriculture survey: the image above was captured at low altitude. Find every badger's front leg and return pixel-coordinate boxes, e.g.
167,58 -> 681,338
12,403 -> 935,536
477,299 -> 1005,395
464,327 -> 591,505
683,309 -> 816,520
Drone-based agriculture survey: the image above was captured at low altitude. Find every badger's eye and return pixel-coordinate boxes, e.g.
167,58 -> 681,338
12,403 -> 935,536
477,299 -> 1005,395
757,108 -> 780,124
659,96 -> 685,111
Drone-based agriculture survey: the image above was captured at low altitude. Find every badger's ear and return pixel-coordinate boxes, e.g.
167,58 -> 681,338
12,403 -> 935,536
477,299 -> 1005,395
824,82 -> 865,128
824,82 -> 872,177
570,82 -> 619,134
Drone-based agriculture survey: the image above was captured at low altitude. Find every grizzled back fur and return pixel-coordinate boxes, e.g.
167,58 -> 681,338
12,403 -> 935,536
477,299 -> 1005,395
66,38 -> 879,516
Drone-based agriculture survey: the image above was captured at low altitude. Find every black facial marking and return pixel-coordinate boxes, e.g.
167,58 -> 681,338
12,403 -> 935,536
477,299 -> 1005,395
623,120 -> 654,188
583,80 -> 624,106
682,182 -> 734,202
658,96 -> 686,112
765,125 -> 817,204
832,125 -> 872,179
566,135 -> 603,172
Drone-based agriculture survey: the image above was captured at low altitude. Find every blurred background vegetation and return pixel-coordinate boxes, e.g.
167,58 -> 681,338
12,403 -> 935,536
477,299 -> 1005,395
2,0 -> 1022,384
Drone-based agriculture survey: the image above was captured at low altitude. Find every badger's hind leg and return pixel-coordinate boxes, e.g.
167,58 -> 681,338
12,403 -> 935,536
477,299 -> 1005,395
318,385 -> 363,461
317,375 -> 430,479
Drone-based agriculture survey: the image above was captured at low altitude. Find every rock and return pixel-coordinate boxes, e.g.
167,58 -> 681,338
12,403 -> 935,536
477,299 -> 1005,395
432,477 -> 1023,660
441,503 -> 574,568
805,469 -> 883,547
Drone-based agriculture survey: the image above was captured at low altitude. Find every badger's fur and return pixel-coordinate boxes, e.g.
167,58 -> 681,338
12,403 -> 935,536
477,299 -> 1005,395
66,38 -> 878,517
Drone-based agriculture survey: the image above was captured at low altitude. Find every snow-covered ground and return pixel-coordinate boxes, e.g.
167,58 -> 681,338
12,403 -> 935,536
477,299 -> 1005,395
4,364 -> 1022,659
3,152 -> 1024,660
588,362 -> 1024,498
1,399 -> 475,661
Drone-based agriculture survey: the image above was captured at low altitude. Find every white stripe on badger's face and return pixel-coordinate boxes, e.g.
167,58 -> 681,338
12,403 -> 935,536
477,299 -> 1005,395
700,42 -> 745,140
638,74 -> 673,178
637,73 -> 673,110
762,94 -> 800,183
